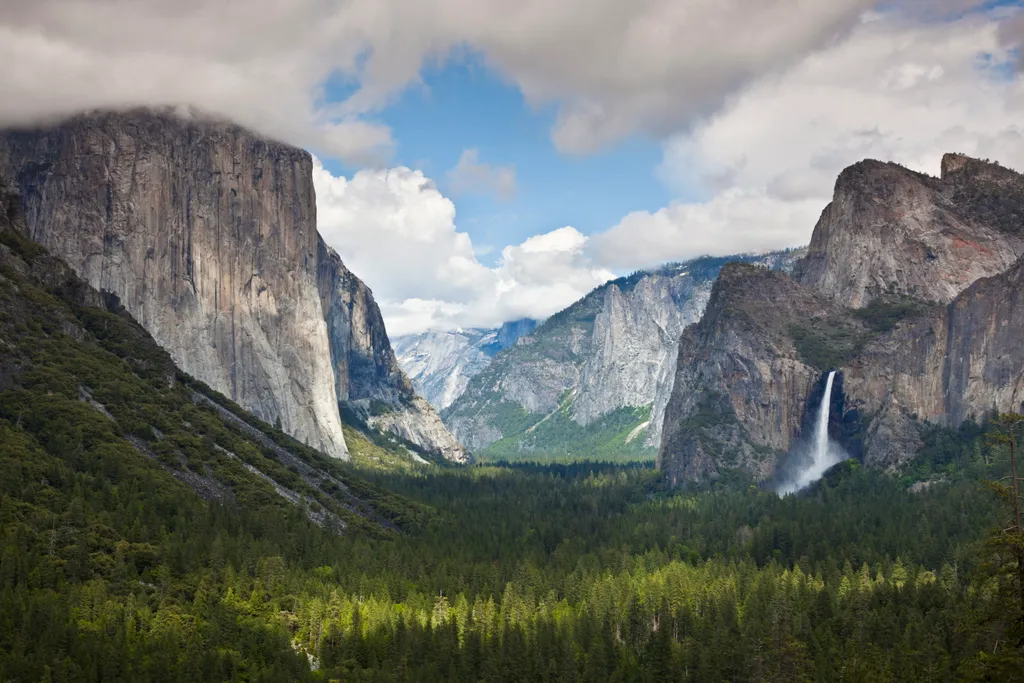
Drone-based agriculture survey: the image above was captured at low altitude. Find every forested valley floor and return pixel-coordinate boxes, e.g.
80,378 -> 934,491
2,199 -> 1024,681
4,412 -> 1023,681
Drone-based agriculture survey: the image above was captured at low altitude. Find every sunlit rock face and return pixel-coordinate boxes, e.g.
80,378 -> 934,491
0,108 -> 468,463
443,252 -> 802,456
393,319 -> 537,411
0,108 -> 349,458
794,154 -> 1024,307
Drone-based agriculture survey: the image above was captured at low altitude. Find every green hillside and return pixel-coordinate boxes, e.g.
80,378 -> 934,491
0,184 -> 431,678
476,398 -> 654,464
2,185 -> 1022,681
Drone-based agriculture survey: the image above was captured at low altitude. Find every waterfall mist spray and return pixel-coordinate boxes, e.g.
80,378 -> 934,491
776,371 -> 848,495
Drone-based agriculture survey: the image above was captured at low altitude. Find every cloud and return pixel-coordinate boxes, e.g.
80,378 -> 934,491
313,159 -> 612,335
590,9 -> 1024,269
0,0 -> 881,158
1000,12 -> 1024,69
446,149 -> 516,200
6,0 -> 1024,331
589,191 -> 825,271
459,0 -> 876,153
314,161 -> 491,305
0,0 -> 393,164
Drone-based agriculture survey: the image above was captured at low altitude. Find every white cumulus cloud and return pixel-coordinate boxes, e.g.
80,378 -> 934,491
313,159 -> 613,335
590,9 -> 1024,270
0,0 -> 885,158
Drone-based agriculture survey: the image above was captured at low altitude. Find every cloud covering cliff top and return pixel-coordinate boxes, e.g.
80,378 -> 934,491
2,0 -> 1023,334
0,0 -> 880,160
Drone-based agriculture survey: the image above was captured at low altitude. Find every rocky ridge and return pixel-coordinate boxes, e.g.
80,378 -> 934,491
444,251 -> 802,458
0,178 -> 414,533
794,154 -> 1024,307
658,263 -> 865,485
659,154 -> 1024,485
393,319 -> 537,411
0,108 -> 466,463
317,239 -> 468,462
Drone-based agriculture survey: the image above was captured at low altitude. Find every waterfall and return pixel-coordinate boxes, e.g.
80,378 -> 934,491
777,370 -> 847,494
811,371 -> 836,473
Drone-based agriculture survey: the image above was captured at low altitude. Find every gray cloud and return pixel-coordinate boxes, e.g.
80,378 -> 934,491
999,12 -> 1024,69
897,0 -> 992,19
590,10 -> 1024,270
0,0 -> 391,163
445,149 -> 516,200
0,0 -> 879,159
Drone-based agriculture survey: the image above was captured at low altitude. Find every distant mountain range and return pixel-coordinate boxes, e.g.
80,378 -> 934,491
413,251 -> 803,461
392,319 -> 537,410
10,107 -> 1024,488
396,152 -> 1024,481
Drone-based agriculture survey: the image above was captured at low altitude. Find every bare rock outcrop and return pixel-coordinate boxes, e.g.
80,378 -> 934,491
444,253 -> 802,457
393,319 -> 536,411
844,254 -> 1024,469
794,155 -> 1024,307
661,154 -> 1024,485
658,264 -> 854,485
0,108 -> 468,463
319,240 -> 468,463
0,108 -> 348,457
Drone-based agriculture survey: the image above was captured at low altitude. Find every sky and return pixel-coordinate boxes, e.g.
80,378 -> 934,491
1,0 -> 1024,335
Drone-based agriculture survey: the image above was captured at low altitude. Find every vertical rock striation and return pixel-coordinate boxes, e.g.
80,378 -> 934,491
0,108 -> 469,463
318,239 -> 411,406
572,269 -> 711,444
0,108 -> 348,457
843,254 -> 1024,469
318,240 -> 468,463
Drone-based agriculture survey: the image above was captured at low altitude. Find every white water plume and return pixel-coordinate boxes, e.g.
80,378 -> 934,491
777,371 -> 848,495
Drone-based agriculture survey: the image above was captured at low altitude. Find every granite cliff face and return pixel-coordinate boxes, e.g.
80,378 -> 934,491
0,109 -> 348,458
843,254 -> 1024,469
660,154 -> 1024,485
657,264 -> 852,485
318,240 -> 412,406
318,239 -> 468,463
0,108 -> 465,463
794,154 -> 1024,307
0,179 -> 417,532
573,271 -> 709,431
495,319 -> 538,350
393,319 -> 537,411
444,252 -> 802,458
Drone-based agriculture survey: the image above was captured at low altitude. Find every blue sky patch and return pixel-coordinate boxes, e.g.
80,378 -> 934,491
320,55 -> 673,264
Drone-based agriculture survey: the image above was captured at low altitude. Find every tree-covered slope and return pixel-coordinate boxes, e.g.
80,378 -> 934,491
1,108 -> 467,464
0,181 -> 430,679
2,175 -> 1022,681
